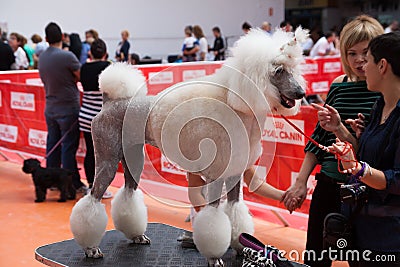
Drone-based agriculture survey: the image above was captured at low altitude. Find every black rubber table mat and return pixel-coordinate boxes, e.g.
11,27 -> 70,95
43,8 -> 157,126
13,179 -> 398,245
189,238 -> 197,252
35,223 -> 308,267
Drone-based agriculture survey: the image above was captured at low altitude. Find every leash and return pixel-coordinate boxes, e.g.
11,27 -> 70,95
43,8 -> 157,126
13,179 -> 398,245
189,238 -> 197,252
280,114 -> 358,174
43,120 -> 78,161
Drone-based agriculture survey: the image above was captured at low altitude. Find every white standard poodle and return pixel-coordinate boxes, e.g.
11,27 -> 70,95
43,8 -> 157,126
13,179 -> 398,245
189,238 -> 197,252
70,27 -> 308,266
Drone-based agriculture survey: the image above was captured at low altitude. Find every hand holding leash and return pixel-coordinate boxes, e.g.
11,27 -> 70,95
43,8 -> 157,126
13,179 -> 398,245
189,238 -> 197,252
328,138 -> 359,174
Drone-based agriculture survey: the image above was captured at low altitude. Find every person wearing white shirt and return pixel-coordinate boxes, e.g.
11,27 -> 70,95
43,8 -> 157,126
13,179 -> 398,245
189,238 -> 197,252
384,20 -> 399,33
309,31 -> 339,57
193,25 -> 208,61
8,32 -> 29,70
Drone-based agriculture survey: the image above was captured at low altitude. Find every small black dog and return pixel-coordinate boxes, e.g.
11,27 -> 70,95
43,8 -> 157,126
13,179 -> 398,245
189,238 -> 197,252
22,158 -> 76,202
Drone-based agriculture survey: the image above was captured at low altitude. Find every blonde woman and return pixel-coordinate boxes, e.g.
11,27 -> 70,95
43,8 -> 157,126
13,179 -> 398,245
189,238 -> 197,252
115,30 -> 130,62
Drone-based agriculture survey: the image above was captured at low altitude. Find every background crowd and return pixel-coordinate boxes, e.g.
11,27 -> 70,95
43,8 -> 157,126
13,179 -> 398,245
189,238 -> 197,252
1,18 -> 398,71
1,16 -> 400,266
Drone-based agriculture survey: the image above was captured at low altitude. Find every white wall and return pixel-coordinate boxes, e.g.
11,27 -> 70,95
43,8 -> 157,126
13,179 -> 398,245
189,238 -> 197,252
0,0 -> 284,61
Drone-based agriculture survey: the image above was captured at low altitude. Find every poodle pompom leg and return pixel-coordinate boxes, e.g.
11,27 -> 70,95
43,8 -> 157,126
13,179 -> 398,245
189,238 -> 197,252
70,194 -> 108,258
224,200 -> 254,252
111,187 -> 150,244
193,205 -> 231,265
225,178 -> 254,252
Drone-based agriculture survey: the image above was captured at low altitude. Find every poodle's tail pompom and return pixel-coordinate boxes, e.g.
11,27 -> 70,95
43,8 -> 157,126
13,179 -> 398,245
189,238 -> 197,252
99,62 -> 148,100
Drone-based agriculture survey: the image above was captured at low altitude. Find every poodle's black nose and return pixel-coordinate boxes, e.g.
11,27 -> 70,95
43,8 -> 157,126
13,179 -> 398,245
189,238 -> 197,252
295,86 -> 306,99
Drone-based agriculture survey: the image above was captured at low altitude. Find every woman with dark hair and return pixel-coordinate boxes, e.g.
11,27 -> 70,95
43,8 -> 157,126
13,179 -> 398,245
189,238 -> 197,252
69,33 -> 82,61
329,32 -> 400,267
282,15 -> 385,267
79,38 -> 112,199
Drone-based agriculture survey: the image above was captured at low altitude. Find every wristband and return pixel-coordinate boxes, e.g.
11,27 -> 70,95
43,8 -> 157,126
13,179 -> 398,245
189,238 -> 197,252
360,161 -> 372,180
352,161 -> 365,180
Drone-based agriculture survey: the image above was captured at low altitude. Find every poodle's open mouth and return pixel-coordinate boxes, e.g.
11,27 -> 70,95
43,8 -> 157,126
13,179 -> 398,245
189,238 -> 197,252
280,94 -> 296,108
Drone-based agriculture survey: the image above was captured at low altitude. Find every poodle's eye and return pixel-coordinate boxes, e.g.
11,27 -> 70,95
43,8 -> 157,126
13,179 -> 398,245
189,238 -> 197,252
273,66 -> 284,76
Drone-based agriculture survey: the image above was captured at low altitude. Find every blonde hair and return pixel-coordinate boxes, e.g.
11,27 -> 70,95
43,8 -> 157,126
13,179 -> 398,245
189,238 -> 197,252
340,15 -> 384,80
121,30 -> 130,38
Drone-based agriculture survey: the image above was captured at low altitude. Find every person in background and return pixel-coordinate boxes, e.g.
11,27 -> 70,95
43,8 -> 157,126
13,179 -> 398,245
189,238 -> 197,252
79,38 -> 112,199
31,34 -> 48,69
242,21 -> 252,34
309,31 -> 340,57
384,19 -> 398,33
280,20 -> 293,32
261,21 -> 272,36
129,53 -> 140,65
38,22 -> 86,193
62,33 -> 70,50
21,35 -> 35,69
211,26 -> 225,61
8,32 -> 29,70
115,29 -> 130,62
0,27 -> 15,71
69,33 -> 83,61
181,25 -> 199,62
302,26 -> 322,56
80,29 -> 98,64
193,25 -> 208,61
282,15 -> 384,267
328,31 -> 400,267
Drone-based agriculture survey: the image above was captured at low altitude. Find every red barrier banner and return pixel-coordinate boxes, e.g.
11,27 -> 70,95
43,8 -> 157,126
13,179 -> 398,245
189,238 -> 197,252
0,58 -> 341,215
300,56 -> 342,95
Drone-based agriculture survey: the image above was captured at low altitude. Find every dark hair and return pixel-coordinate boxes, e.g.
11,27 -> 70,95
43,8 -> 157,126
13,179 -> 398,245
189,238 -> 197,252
45,22 -> 62,44
184,25 -> 193,35
280,21 -> 288,28
130,53 -> 140,64
368,32 -> 400,77
242,22 -> 252,30
325,31 -> 337,38
69,33 -> 82,60
90,38 -> 107,59
212,26 -> 221,33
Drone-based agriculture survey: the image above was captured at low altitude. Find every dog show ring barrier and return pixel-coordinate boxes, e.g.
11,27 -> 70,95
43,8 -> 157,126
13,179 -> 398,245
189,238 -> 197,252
0,56 -> 341,219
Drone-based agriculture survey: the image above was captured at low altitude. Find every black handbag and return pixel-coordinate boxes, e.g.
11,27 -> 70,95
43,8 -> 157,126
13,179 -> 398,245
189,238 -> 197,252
323,212 -> 354,250
323,200 -> 364,253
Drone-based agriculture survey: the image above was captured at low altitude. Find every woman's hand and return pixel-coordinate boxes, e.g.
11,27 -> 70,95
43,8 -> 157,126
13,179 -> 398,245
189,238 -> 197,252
311,103 -> 342,133
281,182 -> 307,213
345,113 -> 366,138
328,138 -> 358,171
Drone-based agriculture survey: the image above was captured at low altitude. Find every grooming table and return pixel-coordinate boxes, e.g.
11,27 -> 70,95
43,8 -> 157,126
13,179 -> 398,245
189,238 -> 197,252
35,223 -> 308,267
